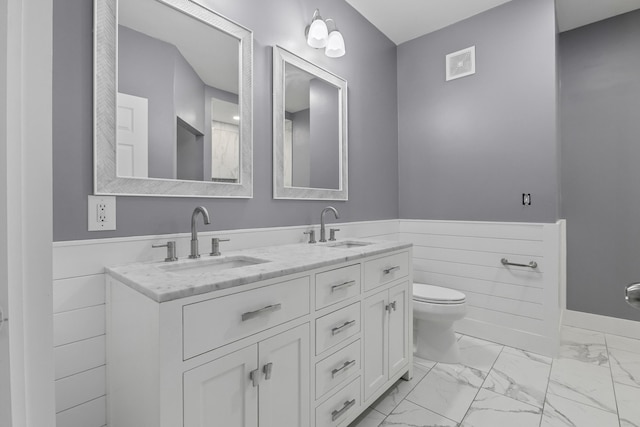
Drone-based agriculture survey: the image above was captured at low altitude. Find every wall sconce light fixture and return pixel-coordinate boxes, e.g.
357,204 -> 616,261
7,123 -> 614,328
305,9 -> 346,58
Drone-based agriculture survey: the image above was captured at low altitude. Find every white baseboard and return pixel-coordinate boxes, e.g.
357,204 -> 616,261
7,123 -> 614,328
456,317 -> 557,358
563,309 -> 640,339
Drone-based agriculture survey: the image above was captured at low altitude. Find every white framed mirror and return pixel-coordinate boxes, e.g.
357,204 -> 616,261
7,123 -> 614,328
273,46 -> 348,200
94,0 -> 253,197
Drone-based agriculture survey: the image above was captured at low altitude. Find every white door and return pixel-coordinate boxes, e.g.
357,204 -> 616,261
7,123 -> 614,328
117,92 -> 149,177
388,282 -> 409,378
183,345 -> 259,427
363,290 -> 389,401
258,324 -> 310,427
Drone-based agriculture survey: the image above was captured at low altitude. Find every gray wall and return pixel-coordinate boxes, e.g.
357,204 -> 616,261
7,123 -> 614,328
309,78 -> 340,190
397,0 -> 559,223
119,26 -> 176,179
292,109 -> 311,187
52,0 -> 399,241
173,49 -> 205,135
120,25 -> 211,180
560,9 -> 640,321
176,122 -> 204,181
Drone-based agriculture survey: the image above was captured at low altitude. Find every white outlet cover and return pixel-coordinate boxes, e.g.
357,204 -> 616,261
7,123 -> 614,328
88,195 -> 116,231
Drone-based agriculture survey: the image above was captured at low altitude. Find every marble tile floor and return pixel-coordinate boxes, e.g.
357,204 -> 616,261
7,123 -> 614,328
348,327 -> 640,427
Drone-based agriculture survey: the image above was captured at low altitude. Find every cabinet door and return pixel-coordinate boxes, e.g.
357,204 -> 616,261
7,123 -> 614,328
183,345 -> 258,427
388,282 -> 409,378
258,324 -> 310,427
363,290 -> 388,401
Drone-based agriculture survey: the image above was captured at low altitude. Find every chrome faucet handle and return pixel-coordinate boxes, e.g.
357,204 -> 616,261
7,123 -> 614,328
329,228 -> 340,241
210,238 -> 230,256
303,230 -> 316,244
152,241 -> 178,262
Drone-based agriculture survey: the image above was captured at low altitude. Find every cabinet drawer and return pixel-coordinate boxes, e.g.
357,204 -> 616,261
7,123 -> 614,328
364,251 -> 410,291
316,340 -> 360,399
315,264 -> 361,310
183,276 -> 310,359
315,302 -> 360,355
315,376 -> 361,427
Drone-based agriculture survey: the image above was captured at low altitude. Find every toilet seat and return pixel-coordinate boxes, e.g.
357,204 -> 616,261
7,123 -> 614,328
413,283 -> 466,304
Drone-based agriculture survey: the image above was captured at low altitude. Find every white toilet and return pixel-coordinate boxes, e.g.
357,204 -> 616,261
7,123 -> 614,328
413,283 -> 467,363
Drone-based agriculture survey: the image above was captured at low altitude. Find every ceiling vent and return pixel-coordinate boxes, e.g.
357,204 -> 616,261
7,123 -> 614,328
446,46 -> 475,81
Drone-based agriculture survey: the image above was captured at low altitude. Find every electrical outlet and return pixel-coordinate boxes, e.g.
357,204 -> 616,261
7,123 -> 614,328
88,195 -> 116,231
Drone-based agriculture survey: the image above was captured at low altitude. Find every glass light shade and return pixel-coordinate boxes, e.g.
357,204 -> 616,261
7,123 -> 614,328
306,17 -> 328,48
325,30 -> 345,58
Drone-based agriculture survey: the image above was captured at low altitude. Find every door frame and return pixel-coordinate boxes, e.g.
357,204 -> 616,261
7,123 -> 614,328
1,0 -> 55,425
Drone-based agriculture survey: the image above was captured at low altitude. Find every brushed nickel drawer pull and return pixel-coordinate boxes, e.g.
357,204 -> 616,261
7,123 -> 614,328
331,359 -> 356,378
332,399 -> 356,421
501,258 -> 538,269
383,265 -> 400,275
331,320 -> 356,336
331,280 -> 356,293
241,303 -> 282,321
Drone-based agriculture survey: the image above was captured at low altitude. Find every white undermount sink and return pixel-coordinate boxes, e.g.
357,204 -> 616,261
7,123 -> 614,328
326,240 -> 373,249
158,256 -> 269,275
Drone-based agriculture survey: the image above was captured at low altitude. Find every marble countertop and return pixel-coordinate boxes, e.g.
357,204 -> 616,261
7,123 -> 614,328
106,239 -> 412,303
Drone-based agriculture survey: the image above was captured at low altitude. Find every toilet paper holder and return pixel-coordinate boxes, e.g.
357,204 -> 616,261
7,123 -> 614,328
625,283 -> 640,310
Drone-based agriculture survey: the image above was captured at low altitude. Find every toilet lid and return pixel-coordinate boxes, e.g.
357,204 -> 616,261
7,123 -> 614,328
413,283 -> 466,304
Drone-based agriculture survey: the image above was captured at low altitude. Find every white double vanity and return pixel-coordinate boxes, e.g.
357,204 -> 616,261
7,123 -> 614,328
106,240 -> 413,427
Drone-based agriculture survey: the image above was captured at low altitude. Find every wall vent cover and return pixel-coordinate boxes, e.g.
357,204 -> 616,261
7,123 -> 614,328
446,46 -> 476,81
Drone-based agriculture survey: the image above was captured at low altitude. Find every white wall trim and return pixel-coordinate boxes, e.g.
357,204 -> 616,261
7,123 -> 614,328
400,219 -> 562,357
563,309 -> 640,340
2,0 -> 55,426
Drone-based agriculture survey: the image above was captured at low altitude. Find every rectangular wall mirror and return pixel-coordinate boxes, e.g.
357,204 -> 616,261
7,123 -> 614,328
94,0 -> 253,197
273,46 -> 348,200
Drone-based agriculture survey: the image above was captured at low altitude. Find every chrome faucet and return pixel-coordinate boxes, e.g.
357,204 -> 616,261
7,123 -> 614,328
189,206 -> 211,259
319,206 -> 339,242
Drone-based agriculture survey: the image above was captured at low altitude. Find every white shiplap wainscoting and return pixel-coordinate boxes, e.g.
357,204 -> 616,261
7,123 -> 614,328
400,220 -> 564,357
52,220 -> 399,427
52,218 -> 565,427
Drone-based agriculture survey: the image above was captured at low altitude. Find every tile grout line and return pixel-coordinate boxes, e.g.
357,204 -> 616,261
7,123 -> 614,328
604,334 -> 623,427
457,341 -> 507,425
549,332 -> 623,415
380,360 -> 436,420
538,345 -> 556,427
364,360 -> 437,427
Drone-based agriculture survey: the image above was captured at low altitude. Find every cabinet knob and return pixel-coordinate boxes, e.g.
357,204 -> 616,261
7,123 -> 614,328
249,369 -> 260,387
263,362 -> 273,380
